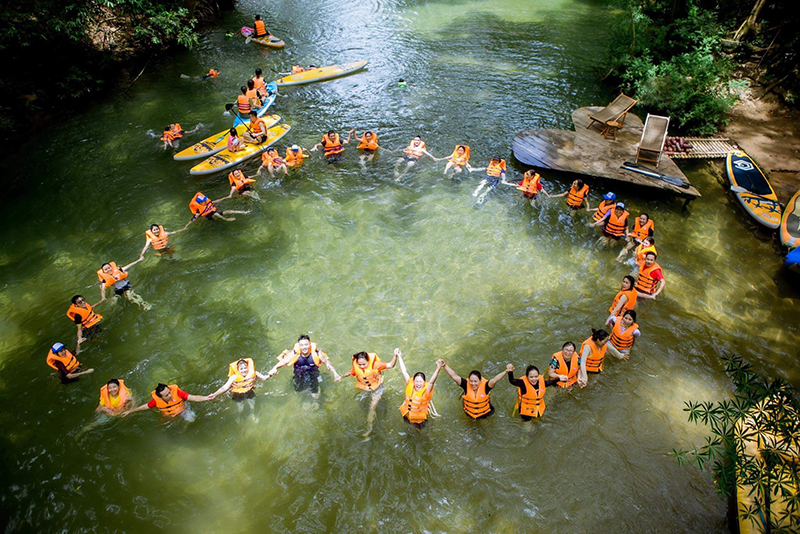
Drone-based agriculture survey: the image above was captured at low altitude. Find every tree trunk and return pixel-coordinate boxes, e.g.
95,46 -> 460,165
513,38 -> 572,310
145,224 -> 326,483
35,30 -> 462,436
733,0 -> 768,42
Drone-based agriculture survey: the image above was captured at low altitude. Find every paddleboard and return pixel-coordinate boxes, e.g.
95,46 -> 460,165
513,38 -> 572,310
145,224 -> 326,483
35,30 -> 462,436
779,188 -> 800,248
189,123 -> 291,175
174,114 -> 280,162
725,151 -> 781,229
241,26 -> 285,49
274,61 -> 368,87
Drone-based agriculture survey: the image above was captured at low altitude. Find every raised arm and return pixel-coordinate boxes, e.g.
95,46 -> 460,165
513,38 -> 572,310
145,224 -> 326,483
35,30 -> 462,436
397,354 -> 411,382
429,359 -> 446,387
442,363 -> 462,385
487,366 -> 511,388
383,348 -> 400,370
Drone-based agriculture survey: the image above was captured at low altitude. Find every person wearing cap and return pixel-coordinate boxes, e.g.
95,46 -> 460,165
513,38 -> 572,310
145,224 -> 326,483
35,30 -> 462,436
589,192 -> 617,225
590,202 -> 629,245
188,191 -> 250,224
285,144 -> 311,167
46,343 -> 94,383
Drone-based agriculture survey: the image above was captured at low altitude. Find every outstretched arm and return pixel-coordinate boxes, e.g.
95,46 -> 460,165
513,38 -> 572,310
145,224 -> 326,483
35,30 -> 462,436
384,348 -> 400,370
209,376 -> 236,399
487,367 -> 511,388
397,354 -> 411,382
442,363 -> 462,385
428,359 -> 446,387
121,259 -> 143,271
140,239 -> 152,259
121,402 -> 151,417
186,393 -> 212,402
606,342 -> 629,361
267,350 -> 294,376
320,352 -> 342,381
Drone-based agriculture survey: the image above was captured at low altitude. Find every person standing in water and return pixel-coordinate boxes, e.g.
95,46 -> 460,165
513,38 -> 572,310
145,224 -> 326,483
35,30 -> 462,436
577,328 -> 628,387
589,192 -> 617,224
441,362 -> 511,420
97,261 -> 151,310
617,213 -> 655,262
96,379 -> 134,416
311,130 -> 349,161
341,349 -> 399,437
507,363 -> 560,420
267,335 -> 341,399
139,223 -> 187,259
635,251 -> 666,300
397,355 -> 444,429
46,342 -> 94,383
226,169 -> 260,200
285,145 -> 311,168
66,295 -> 103,350
606,275 -> 637,326
395,135 -> 435,179
608,310 -> 640,356
548,341 -> 580,389
552,179 -> 591,211
209,358 -> 270,419
123,383 -> 213,422
589,202 -> 629,247
516,169 -> 551,204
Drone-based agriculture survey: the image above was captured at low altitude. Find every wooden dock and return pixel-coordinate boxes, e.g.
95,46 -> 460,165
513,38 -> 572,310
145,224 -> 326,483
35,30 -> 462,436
667,137 -> 737,159
512,107 -> 701,198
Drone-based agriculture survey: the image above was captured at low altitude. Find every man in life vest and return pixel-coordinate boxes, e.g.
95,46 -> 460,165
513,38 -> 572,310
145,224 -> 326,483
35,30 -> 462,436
516,169 -> 551,204
188,192 -> 250,224
243,111 -> 268,145
394,135 -> 435,179
202,69 -> 220,81
608,309 -> 640,355
139,223 -> 186,259
635,251 -> 666,300
96,379 -> 134,416
161,123 -> 199,149
548,341 -> 581,389
259,147 -> 288,177
225,169 -> 260,200
590,202 -> 629,246
441,362 -> 511,420
123,383 -> 212,421
617,212 -> 656,261
577,328 -> 628,387
509,363 -> 560,420
472,156 -> 513,201
46,342 -> 94,383
209,358 -> 270,418
267,335 -> 342,399
342,349 -> 399,437
589,192 -> 616,224
97,261 -> 151,310
253,14 -> 271,38
284,144 -> 311,167
67,294 -> 103,349
606,275 -> 638,326
440,144 -> 473,175
397,354 -> 444,429
311,130 -> 350,161
553,179 -> 591,211
349,129 -> 382,164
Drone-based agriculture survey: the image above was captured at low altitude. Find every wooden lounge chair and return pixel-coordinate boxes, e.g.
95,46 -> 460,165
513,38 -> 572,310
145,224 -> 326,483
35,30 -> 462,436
587,93 -> 638,139
636,114 -> 670,168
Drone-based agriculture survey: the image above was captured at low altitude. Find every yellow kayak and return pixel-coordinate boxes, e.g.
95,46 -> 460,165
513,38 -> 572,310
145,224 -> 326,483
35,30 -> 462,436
274,60 -> 368,87
190,124 -> 291,175
241,27 -> 285,48
174,114 -> 280,161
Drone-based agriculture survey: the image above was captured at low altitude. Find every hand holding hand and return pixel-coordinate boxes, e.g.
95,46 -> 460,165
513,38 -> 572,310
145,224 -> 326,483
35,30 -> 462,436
436,358 -> 446,368
506,363 -> 515,372
578,378 -> 587,388
394,348 -> 401,358
334,375 -> 342,383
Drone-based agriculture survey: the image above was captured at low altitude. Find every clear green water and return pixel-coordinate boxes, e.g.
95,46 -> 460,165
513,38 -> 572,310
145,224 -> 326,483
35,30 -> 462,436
2,0 -> 799,531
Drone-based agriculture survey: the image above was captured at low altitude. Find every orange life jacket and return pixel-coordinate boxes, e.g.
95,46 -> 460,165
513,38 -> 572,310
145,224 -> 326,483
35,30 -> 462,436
160,124 -> 182,142
286,343 -> 323,367
631,218 -> 654,242
245,88 -> 261,107
96,261 -> 129,288
190,192 -> 216,217
609,288 -> 637,316
518,173 -> 541,195
208,69 -> 220,78
450,145 -> 470,166
357,134 -> 379,150
262,150 -> 283,166
254,20 -> 268,37
462,377 -> 492,419
322,133 -> 343,156
636,261 -> 663,295
486,159 -> 507,178
635,243 -> 657,264
610,320 -> 638,351
229,358 -> 257,394
99,380 -> 132,415
291,66 -> 306,74
150,384 -> 185,417
46,348 -> 80,372
516,375 -> 546,417
592,199 -> 615,222
67,302 -> 102,328
285,148 -> 305,165
252,76 -> 265,93
237,94 -> 251,115
604,209 -> 629,237
146,225 -> 169,250
400,379 -> 433,423
250,118 -> 266,136
406,140 -> 426,158
566,184 -> 589,208
552,350 -> 578,388
581,337 -> 607,373
351,353 -> 384,391
228,170 -> 255,191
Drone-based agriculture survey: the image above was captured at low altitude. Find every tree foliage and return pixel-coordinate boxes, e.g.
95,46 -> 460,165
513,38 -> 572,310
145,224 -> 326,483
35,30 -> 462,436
673,354 -> 800,533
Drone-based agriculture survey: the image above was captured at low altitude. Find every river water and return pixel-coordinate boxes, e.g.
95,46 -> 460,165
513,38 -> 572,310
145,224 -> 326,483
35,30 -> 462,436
2,0 -> 799,531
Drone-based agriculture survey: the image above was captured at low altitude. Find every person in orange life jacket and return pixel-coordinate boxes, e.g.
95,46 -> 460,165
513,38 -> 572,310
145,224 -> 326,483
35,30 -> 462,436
552,179 -> 591,211
244,79 -> 262,109
267,335 -> 342,399
394,135 -> 436,179
471,156 -> 513,198
311,129 -> 350,161
516,169 -> 551,205
547,341 -> 580,388
202,68 -> 220,81
441,362 -> 511,420
588,191 -> 616,224
123,382 -> 212,422
397,354 -> 444,429
437,144 -> 474,175
508,363 -> 560,420
243,111 -> 268,145
252,68 -> 272,99
607,310 -> 640,356
208,358 -> 270,418
284,144 -> 312,167
161,123 -> 200,149
342,348 -> 399,437
635,251 -> 666,300
46,342 -> 94,383
188,192 -> 250,224
259,147 -> 288,177
139,223 -> 187,260
97,260 -> 151,310
590,202 -> 629,246
67,294 -> 103,349
617,212 -> 655,261
253,14 -> 271,38
577,328 -> 628,387
348,129 -> 383,164
225,169 -> 260,201
96,379 -> 134,416
277,65 -> 317,76
605,275 -> 638,326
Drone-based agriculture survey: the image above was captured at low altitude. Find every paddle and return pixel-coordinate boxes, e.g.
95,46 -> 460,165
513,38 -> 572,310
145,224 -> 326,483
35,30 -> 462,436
729,185 -> 780,203
620,162 -> 692,189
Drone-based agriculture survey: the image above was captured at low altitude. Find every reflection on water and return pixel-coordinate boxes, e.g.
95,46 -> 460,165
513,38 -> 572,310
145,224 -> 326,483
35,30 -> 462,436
1,0 -> 799,531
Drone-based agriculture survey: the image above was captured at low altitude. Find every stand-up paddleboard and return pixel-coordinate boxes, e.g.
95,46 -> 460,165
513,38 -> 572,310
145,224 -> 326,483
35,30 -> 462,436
190,124 -> 291,175
780,188 -> 800,248
274,61 -> 368,87
174,114 -> 280,162
725,151 -> 781,229
241,27 -> 285,49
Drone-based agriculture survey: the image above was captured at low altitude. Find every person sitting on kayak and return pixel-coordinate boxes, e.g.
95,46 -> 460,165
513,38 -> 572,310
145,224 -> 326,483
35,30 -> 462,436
253,15 -> 271,38
260,147 -> 288,177
161,123 -> 199,149
245,79 -> 262,110
278,65 -> 316,76
227,128 -> 243,153
242,112 -> 268,145
395,135 -> 436,179
252,68 -> 269,98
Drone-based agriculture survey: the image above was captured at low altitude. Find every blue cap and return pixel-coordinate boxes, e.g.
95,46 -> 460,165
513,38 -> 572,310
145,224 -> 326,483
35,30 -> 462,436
616,202 -> 625,209
196,194 -> 208,203
603,192 -> 616,201
51,342 -> 65,353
